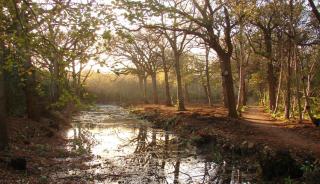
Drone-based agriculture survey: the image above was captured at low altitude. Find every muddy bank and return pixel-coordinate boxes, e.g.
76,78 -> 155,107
0,110 -> 93,183
131,106 -> 320,183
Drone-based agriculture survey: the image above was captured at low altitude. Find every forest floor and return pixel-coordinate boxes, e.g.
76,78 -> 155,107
131,104 -> 320,160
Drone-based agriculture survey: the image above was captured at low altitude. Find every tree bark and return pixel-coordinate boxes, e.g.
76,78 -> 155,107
0,42 -> 9,151
237,64 -> 246,111
151,73 -> 159,104
221,73 -> 228,108
274,38 -> 284,114
274,61 -> 283,114
138,74 -> 144,102
205,47 -> 213,106
163,68 -> 172,106
267,62 -> 276,111
220,55 -> 238,118
301,77 -> 315,123
162,55 -> 172,106
293,44 -> 303,122
143,75 -> 148,104
301,58 -> 316,123
174,53 -> 185,111
285,47 -> 292,119
303,73 -> 311,118
264,31 -> 277,111
237,21 -> 246,111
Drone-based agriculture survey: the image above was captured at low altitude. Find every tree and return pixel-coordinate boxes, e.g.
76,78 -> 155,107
111,30 -> 162,104
248,1 -> 281,112
132,32 -> 161,104
153,0 -> 239,117
157,37 -> 173,106
115,0 -> 239,115
0,41 -> 9,151
204,46 -> 213,106
9,0 -> 40,120
111,35 -> 150,103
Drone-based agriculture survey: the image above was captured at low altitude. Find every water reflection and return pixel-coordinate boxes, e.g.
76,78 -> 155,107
61,105 -> 255,183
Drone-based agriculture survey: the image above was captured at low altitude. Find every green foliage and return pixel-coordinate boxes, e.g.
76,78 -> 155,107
165,116 -> 179,129
211,147 -> 223,164
50,90 -> 81,110
284,176 -> 293,184
239,105 -> 248,112
301,161 -> 316,174
39,175 -> 48,184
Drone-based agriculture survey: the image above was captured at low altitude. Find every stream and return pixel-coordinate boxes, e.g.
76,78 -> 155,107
55,105 -> 257,184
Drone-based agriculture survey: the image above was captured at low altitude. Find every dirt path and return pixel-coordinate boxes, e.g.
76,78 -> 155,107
242,106 -> 320,157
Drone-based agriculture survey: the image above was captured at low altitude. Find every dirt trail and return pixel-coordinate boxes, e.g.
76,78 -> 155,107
242,106 -> 320,157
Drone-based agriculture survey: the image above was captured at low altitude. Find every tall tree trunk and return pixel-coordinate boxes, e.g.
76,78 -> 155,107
143,75 -> 148,104
264,32 -> 277,111
237,64 -> 246,111
138,74 -> 144,102
274,40 -> 284,114
274,61 -> 283,114
303,74 -> 311,118
0,72 -> 8,151
285,47 -> 292,119
221,73 -> 228,108
151,73 -> 159,104
237,21 -> 245,111
0,42 -> 9,151
267,62 -> 276,111
205,47 -> 213,106
220,55 -> 238,118
163,59 -> 172,106
293,44 -> 302,122
200,71 -> 209,104
301,60 -> 316,123
174,53 -> 185,111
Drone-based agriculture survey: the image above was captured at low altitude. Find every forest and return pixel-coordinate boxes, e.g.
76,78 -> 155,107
0,0 -> 320,183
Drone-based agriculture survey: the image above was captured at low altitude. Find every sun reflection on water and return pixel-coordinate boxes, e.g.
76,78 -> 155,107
60,105 -> 255,184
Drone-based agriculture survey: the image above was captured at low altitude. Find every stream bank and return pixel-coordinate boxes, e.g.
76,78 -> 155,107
131,105 -> 320,183
0,109 -> 92,183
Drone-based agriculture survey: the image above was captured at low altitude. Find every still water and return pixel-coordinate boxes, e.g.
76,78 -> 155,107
56,105 -> 256,184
